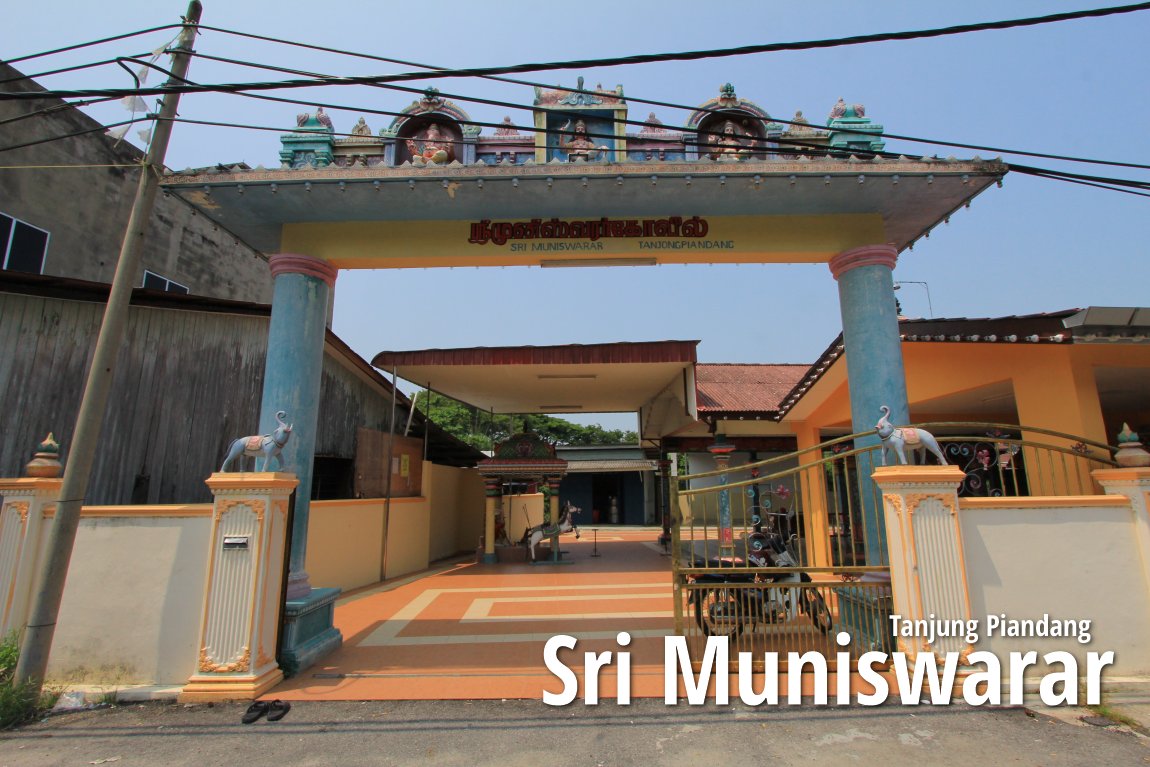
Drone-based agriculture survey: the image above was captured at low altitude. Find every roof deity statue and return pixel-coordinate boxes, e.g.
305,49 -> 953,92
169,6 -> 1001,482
350,117 -> 372,137
494,116 -> 520,136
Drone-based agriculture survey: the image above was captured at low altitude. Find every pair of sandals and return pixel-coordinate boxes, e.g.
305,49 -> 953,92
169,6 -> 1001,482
242,699 -> 291,724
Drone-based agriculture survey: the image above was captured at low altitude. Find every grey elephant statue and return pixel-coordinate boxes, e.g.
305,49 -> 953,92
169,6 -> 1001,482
875,405 -> 947,466
221,410 -> 293,472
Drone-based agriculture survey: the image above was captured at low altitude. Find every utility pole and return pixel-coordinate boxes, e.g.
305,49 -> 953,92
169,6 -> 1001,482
14,1 -> 203,697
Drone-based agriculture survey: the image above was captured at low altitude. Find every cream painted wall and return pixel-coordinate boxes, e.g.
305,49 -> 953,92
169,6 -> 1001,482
424,463 -> 485,562
49,508 -> 212,685
307,498 -> 386,592
504,493 -> 546,544
384,498 -> 430,580
960,497 -> 1150,676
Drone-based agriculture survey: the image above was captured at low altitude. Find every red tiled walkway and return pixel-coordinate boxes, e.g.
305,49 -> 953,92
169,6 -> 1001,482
267,528 -> 675,701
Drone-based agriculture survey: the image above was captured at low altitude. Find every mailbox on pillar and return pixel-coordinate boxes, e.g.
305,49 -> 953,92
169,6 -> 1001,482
180,472 -> 297,702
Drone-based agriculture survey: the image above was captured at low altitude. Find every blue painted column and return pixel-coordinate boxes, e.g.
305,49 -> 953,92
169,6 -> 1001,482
708,440 -> 736,560
260,253 -> 337,600
829,244 -> 909,566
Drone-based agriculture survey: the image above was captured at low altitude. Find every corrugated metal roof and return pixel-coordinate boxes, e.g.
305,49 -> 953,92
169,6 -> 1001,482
373,340 -> 698,368
565,459 -> 657,473
695,364 -> 808,413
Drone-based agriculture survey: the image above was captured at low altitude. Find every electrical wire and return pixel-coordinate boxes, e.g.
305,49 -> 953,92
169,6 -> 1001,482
0,119 -> 140,154
0,53 -> 157,86
4,24 -> 180,65
0,97 -> 121,127
186,49 -> 1150,174
6,3 -> 1150,101
3,9 -> 1147,198
196,19 -> 1150,173
6,8 -> 1148,173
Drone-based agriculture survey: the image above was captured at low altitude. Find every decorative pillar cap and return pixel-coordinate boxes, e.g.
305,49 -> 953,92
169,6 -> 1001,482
269,254 -> 338,288
871,465 -> 965,487
205,471 -> 300,493
26,432 -> 62,478
828,244 -> 898,281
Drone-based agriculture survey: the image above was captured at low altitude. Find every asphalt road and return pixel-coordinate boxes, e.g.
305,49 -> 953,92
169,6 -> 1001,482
1,699 -> 1147,767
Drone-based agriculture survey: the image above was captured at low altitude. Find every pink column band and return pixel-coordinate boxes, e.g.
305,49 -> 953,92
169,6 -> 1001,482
269,254 -> 338,288
828,244 -> 898,281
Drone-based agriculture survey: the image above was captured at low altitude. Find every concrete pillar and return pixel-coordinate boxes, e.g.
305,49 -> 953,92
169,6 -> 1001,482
829,244 -> 909,432
260,253 -> 336,601
483,477 -> 500,564
181,472 -> 295,701
657,458 -> 672,547
546,476 -> 563,562
829,244 -> 909,565
793,421 -> 832,568
708,441 -> 736,558
873,465 -> 971,660
0,478 -> 61,636
257,254 -> 342,677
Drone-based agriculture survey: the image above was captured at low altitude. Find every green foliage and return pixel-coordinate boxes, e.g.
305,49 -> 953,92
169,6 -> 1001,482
420,391 -> 637,451
0,632 -> 54,729
0,632 -> 17,673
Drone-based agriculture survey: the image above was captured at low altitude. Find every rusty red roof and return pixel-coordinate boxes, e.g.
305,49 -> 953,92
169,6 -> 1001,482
373,340 -> 698,368
695,364 -> 809,414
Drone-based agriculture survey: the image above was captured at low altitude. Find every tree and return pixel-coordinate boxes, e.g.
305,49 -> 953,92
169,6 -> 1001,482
419,391 -> 637,451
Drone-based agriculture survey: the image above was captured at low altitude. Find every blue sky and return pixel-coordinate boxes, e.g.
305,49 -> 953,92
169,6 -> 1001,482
4,1 -> 1148,429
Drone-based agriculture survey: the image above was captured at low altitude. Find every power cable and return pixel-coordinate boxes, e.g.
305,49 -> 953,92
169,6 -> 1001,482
196,19 -> 1150,172
0,97 -> 120,127
0,119 -> 141,154
186,50 -> 1150,174
8,11 -> 1149,173
0,53 -> 156,86
4,24 -> 180,65
6,3 -> 1149,101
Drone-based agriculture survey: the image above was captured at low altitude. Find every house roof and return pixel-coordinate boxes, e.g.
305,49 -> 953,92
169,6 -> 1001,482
695,363 -> 808,415
774,308 -> 1150,421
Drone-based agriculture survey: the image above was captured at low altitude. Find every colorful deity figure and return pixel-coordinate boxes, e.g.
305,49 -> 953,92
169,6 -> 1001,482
708,120 -> 755,160
559,119 -> 607,162
406,123 -> 453,165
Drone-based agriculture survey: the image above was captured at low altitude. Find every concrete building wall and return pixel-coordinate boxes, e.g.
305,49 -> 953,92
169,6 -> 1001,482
0,63 -> 271,303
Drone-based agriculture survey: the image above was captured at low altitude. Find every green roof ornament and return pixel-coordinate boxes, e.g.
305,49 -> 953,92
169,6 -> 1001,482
1115,422 -> 1150,468
26,432 -> 62,478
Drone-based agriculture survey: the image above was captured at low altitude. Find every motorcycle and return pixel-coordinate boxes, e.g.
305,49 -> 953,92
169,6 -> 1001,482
690,517 -> 833,638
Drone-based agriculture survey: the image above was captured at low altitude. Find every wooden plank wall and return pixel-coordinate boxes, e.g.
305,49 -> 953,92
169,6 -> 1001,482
354,429 -> 424,498
0,291 -> 395,504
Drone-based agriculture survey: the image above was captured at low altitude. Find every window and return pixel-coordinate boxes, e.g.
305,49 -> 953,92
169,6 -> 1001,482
141,269 -> 190,295
0,212 -> 49,274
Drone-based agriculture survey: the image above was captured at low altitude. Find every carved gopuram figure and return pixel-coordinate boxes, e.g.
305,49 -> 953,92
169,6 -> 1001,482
406,123 -> 453,165
559,119 -> 607,162
708,120 -> 754,160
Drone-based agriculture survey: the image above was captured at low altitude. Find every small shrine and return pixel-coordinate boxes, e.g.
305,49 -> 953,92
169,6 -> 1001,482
477,431 -> 569,564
